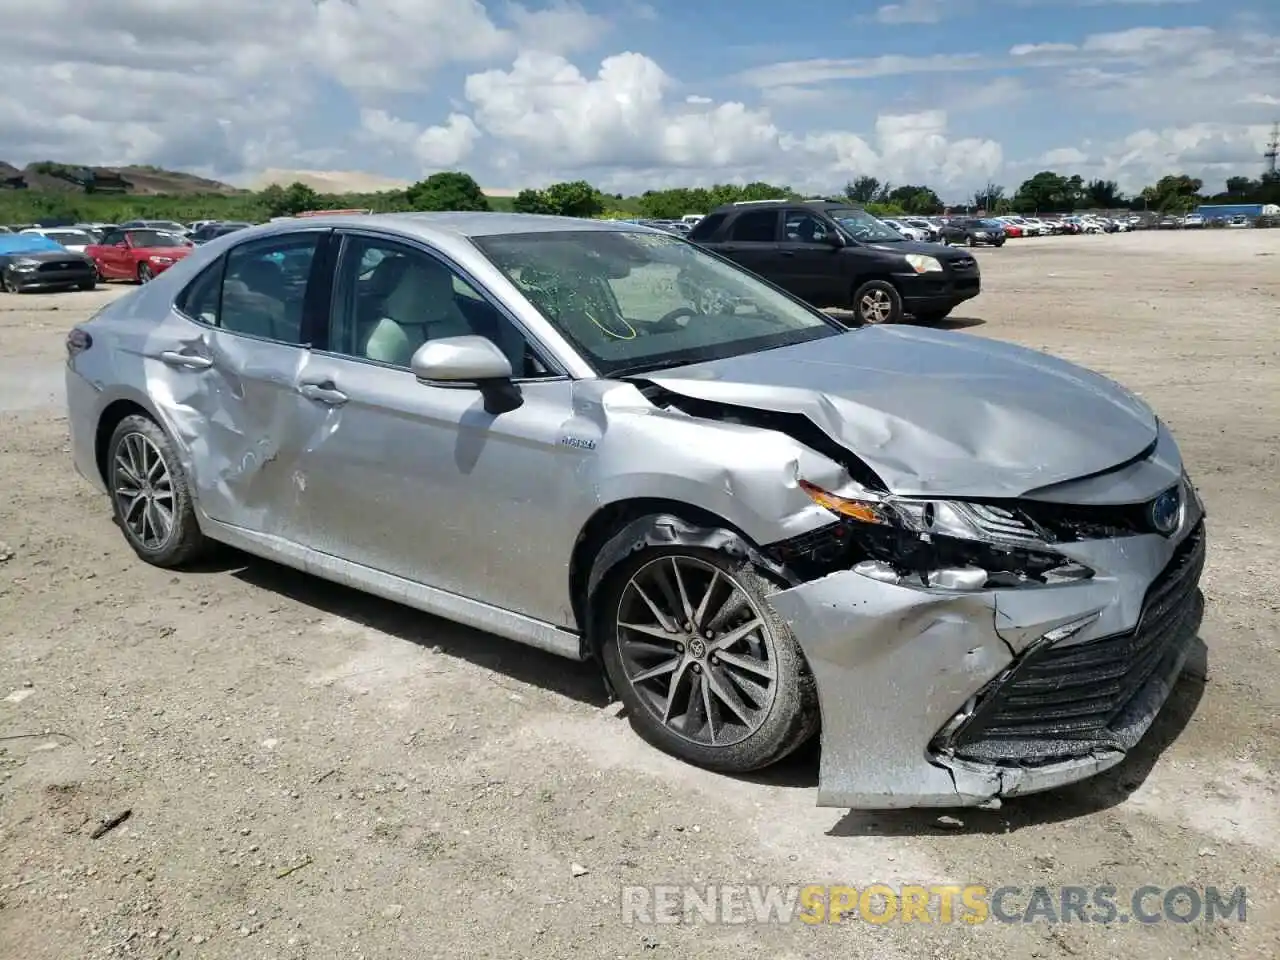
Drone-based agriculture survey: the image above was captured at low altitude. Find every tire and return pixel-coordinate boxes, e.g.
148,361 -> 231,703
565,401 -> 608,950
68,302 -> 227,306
597,548 -> 819,773
78,279 -> 96,291
1,273 -> 15,293
852,279 -> 902,325
106,414 -> 210,568
137,263 -> 153,284
94,262 -> 105,282
967,235 -> 976,247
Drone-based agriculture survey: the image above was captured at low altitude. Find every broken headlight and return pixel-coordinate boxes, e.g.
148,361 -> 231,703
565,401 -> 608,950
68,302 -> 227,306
798,480 -> 1094,590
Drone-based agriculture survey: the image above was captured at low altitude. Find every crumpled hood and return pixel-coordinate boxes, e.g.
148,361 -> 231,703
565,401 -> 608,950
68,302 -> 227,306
644,326 -> 1158,498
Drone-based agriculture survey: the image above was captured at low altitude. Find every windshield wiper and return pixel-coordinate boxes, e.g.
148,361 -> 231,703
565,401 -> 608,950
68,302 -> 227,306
605,356 -> 704,378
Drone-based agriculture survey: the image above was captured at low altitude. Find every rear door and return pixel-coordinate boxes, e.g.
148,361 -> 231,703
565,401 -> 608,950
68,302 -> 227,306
711,209 -> 781,277
155,229 -> 333,535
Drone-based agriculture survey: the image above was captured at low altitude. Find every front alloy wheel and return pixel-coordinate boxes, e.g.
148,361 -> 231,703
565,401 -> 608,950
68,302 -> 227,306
853,280 -> 902,325
600,548 -> 818,772
137,263 -> 153,284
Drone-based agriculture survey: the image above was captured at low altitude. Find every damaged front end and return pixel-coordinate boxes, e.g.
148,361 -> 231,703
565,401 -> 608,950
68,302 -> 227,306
642,383 -> 1208,809
763,471 -> 1206,808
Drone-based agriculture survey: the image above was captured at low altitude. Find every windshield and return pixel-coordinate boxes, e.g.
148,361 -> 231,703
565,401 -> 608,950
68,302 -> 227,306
44,230 -> 93,245
826,208 -> 905,243
978,219 -> 1005,228
126,230 -> 187,248
472,229 -> 839,376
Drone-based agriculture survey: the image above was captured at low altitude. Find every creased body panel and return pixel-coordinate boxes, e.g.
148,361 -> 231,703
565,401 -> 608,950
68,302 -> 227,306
647,325 -> 1158,498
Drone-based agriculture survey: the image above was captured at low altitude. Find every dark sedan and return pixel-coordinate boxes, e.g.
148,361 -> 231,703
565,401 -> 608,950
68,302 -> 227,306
939,218 -> 1006,247
0,234 -> 96,293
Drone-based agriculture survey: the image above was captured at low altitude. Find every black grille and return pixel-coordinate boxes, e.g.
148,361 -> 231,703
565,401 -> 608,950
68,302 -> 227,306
37,260 -> 88,273
947,520 -> 1205,764
950,256 -> 977,271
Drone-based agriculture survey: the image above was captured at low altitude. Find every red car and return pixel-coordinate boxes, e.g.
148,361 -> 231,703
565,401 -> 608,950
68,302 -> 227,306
86,227 -> 194,284
1002,222 -> 1024,238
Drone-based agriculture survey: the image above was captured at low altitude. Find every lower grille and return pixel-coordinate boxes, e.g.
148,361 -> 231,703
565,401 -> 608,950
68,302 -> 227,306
37,260 -> 88,273
947,520 -> 1205,764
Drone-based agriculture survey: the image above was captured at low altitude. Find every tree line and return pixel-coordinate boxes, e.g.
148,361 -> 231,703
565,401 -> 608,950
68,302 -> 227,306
1,166 -> 1276,226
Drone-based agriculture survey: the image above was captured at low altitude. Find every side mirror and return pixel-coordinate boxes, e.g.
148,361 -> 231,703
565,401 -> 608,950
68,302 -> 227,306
409,336 -> 522,414
825,231 -> 846,248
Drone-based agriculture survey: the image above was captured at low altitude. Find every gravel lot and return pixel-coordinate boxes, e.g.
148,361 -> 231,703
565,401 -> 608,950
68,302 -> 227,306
2,229 -> 1278,959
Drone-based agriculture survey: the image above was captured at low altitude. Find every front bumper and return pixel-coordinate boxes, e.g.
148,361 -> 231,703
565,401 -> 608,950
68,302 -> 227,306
8,264 -> 96,290
894,265 -> 981,314
766,506 -> 1206,809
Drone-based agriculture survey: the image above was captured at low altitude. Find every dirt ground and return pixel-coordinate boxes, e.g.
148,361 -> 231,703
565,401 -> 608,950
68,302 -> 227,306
1,228 -> 1278,959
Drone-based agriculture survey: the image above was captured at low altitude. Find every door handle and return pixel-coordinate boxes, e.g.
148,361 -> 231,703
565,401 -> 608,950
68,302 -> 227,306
158,350 -> 213,370
299,381 -> 349,405
778,250 -> 795,257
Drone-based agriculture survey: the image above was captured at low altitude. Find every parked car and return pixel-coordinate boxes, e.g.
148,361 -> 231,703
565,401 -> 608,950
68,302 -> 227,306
1227,215 -> 1250,228
0,233 -> 96,293
939,218 -> 1006,247
880,219 -> 929,242
1157,216 -> 1181,230
118,219 -> 190,238
19,226 -> 97,253
904,219 -> 941,242
1182,214 -> 1205,229
690,200 -> 980,324
63,211 -> 1207,809
85,227 -> 195,283
190,221 -> 253,244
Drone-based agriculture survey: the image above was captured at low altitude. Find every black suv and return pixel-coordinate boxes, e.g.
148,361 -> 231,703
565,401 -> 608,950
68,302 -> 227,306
690,200 -> 980,325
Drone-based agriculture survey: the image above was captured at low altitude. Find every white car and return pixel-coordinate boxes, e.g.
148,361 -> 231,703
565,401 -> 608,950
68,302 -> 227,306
880,219 -> 929,242
19,226 -> 96,253
1182,214 -> 1205,229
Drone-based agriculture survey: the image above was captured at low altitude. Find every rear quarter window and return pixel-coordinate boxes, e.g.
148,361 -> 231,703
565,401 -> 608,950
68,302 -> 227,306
688,213 -> 727,241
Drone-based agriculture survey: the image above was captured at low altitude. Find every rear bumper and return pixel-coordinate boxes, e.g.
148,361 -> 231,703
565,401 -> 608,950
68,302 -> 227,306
66,366 -> 107,493
765,505 -> 1205,810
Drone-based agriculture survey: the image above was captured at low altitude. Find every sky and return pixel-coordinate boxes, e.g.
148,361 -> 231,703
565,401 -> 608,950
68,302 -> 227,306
0,0 -> 1276,202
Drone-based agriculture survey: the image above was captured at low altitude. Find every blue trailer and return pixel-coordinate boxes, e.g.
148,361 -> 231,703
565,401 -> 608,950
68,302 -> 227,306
1195,203 -> 1264,220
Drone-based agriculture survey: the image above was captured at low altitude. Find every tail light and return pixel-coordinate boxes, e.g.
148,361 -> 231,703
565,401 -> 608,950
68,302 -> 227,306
66,328 -> 92,357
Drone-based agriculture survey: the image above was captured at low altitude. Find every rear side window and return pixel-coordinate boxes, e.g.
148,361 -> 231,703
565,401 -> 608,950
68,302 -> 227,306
688,212 -> 726,240
728,210 -> 779,242
174,232 -> 324,344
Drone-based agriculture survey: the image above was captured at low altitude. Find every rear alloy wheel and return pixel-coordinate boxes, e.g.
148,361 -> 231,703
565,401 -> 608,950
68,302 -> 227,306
137,263 -> 153,284
107,414 -> 209,568
852,279 -> 902,325
599,549 -> 818,772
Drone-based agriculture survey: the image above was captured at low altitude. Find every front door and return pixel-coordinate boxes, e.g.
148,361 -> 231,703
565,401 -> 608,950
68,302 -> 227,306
776,209 -> 844,305
288,232 -> 581,626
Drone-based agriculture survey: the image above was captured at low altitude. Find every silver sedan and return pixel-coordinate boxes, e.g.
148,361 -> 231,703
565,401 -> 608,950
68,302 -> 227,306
64,212 -> 1206,809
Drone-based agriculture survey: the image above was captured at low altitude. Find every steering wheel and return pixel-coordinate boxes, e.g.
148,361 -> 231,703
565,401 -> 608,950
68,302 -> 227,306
649,306 -> 699,332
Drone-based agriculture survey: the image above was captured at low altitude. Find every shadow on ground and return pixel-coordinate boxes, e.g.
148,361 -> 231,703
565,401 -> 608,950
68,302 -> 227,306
929,315 -> 986,330
193,547 -> 610,707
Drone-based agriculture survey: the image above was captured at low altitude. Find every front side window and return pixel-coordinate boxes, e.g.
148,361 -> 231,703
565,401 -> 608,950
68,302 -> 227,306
473,229 -> 839,377
783,211 -> 831,243
327,235 -> 550,376
827,208 -> 906,243
177,233 -> 322,344
125,230 -> 188,248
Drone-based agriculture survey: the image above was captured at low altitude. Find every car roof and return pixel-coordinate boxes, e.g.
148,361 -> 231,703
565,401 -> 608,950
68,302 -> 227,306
198,212 -> 667,249
707,199 -> 859,216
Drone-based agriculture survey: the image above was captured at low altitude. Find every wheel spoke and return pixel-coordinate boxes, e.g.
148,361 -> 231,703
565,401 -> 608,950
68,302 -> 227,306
632,656 -> 682,685
699,672 -> 719,745
710,618 -> 764,651
715,650 -> 775,680
631,582 -> 677,632
618,620 -> 676,641
660,660 -> 693,724
691,570 -> 719,629
669,558 -> 694,625
705,665 -> 758,727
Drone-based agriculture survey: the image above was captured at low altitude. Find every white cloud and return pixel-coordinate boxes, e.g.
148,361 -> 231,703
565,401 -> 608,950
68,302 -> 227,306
736,54 -> 987,87
875,0 -> 947,24
503,1 -> 611,55
359,109 -> 481,169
